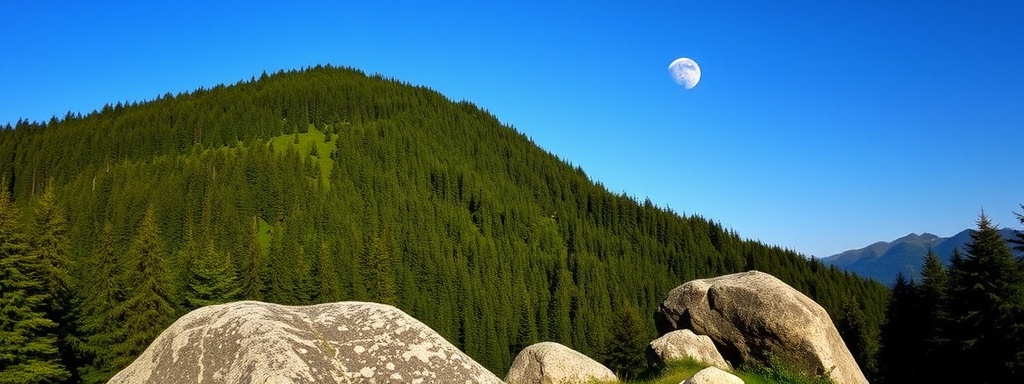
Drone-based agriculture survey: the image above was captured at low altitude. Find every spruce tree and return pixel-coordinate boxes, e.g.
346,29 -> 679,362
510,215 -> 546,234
948,213 -> 1024,382
837,297 -> 876,376
876,273 -> 920,384
111,207 -> 177,370
183,240 -> 240,309
602,304 -> 647,380
28,182 -> 77,381
314,241 -> 342,302
76,222 -> 125,383
0,188 -> 70,383
1011,204 -> 1024,254
239,216 -> 264,301
918,250 -> 951,383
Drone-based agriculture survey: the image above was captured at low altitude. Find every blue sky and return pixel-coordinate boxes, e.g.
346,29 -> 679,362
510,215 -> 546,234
2,1 -> 1022,257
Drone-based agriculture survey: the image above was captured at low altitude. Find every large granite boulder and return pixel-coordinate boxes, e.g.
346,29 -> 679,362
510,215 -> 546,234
682,367 -> 743,384
109,301 -> 502,383
504,342 -> 616,384
647,329 -> 729,370
655,271 -> 866,384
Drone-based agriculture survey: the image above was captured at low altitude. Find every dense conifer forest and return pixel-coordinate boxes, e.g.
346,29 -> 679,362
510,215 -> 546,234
0,65 -> 890,382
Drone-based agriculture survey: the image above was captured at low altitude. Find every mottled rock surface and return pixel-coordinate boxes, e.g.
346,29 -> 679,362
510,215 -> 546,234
109,301 -> 502,383
655,271 -> 866,384
682,366 -> 743,384
504,342 -> 616,384
647,329 -> 729,370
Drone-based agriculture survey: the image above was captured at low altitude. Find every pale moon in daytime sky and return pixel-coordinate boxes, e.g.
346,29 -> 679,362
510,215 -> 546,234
668,57 -> 701,89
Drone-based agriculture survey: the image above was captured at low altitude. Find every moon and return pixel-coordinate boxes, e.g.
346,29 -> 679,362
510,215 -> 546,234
668,57 -> 701,89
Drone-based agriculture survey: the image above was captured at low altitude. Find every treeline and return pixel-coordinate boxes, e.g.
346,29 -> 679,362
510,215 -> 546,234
0,65 -> 889,383
876,210 -> 1024,383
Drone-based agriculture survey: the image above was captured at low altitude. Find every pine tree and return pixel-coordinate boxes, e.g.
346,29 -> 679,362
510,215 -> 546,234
947,213 -> 1024,382
27,182 -> 77,381
314,241 -> 342,302
77,222 -> 125,383
837,297 -> 876,376
876,273 -> 921,384
1011,204 -> 1024,255
917,250 -> 951,383
183,240 -> 240,309
29,182 -> 72,311
602,304 -> 647,380
110,207 -> 177,370
239,216 -> 264,301
0,188 -> 70,383
364,234 -> 397,306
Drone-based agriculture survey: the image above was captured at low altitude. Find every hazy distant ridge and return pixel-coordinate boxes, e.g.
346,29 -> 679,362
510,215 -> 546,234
821,228 -> 1020,284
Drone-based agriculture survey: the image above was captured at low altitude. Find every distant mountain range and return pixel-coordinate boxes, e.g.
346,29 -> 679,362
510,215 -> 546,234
821,228 -> 1021,285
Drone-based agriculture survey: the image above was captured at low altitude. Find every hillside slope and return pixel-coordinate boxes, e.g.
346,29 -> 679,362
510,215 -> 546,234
0,65 -> 889,381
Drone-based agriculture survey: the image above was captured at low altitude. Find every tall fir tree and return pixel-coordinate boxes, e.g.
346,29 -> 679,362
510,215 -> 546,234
110,207 -> 177,370
875,273 -> 921,384
28,182 -> 78,382
917,249 -> 951,383
1011,204 -> 1024,255
947,213 -> 1024,382
239,216 -> 264,301
76,222 -> 125,383
836,297 -> 877,377
0,187 -> 70,383
601,304 -> 647,380
183,240 -> 240,309
314,241 -> 342,303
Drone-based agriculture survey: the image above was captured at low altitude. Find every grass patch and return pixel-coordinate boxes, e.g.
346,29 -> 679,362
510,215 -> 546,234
624,358 -> 833,384
269,126 -> 335,191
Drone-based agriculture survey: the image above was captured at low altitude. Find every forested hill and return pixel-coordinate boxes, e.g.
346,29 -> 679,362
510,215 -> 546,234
0,65 -> 889,382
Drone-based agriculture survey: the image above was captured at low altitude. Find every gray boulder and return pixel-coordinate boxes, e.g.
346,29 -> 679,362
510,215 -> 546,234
504,342 -> 616,384
109,300 -> 502,383
655,271 -> 866,384
682,367 -> 743,384
648,329 -> 729,370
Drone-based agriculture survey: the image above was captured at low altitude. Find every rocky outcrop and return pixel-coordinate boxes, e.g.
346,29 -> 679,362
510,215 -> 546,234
504,342 -> 616,384
647,329 -> 729,370
109,301 -> 502,384
682,367 -> 743,384
655,271 -> 866,384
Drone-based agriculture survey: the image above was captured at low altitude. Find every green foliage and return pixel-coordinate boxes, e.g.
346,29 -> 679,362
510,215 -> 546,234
0,188 -> 70,383
836,297 -> 876,376
111,207 -> 178,370
879,211 -> 1024,384
76,222 -> 125,383
0,66 -> 890,377
602,304 -> 650,380
946,213 -> 1024,382
184,240 -> 240,309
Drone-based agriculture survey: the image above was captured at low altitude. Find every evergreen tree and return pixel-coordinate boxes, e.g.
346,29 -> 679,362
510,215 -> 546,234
876,273 -> 920,384
0,188 -> 70,383
917,249 -> 951,383
28,182 -> 78,382
239,216 -> 264,301
314,241 -> 342,302
111,207 -> 177,370
364,234 -> 398,306
836,297 -> 876,377
76,222 -> 125,383
183,240 -> 240,309
947,213 -> 1024,382
601,304 -> 647,380
1011,204 -> 1024,254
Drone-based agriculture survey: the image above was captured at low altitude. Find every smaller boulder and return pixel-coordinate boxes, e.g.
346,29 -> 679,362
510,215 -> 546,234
648,330 -> 730,370
505,342 -> 616,384
682,367 -> 743,384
